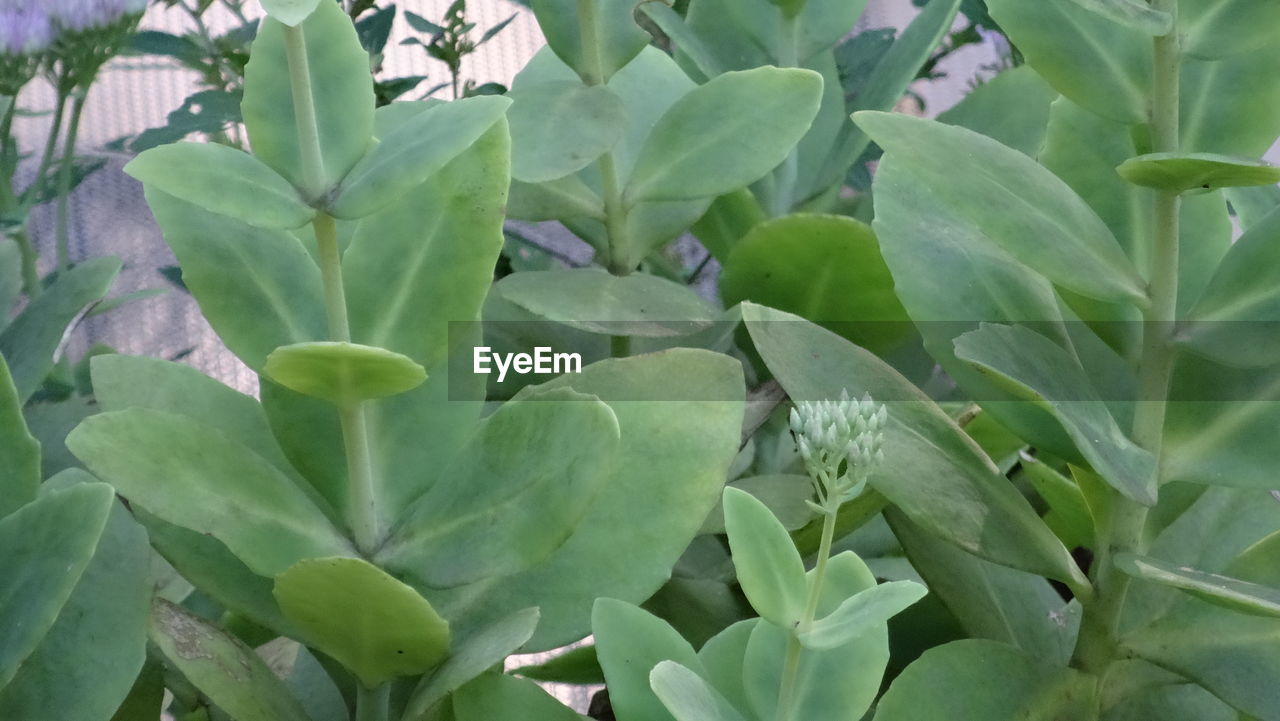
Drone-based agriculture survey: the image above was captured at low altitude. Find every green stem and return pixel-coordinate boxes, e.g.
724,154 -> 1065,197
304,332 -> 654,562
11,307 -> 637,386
768,14 -> 801,216
775,501 -> 839,721
13,230 -> 41,298
1072,0 -> 1181,685
54,90 -> 87,271
284,23 -> 380,553
22,82 -> 69,211
355,684 -> 390,721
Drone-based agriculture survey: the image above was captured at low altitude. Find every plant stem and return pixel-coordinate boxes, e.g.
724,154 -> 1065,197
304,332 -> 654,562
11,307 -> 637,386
356,684 -> 390,721
284,23 -> 381,553
13,230 -> 41,298
1072,0 -> 1181,685
775,499 -> 839,721
54,90 -> 87,271
21,86 -> 69,210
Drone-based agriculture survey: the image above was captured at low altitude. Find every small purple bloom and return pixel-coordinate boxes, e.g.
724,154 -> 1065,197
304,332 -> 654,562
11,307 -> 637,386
0,4 -> 54,55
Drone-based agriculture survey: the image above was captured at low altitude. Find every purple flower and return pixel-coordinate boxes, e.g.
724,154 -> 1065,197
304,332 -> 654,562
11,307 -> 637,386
44,0 -> 150,34
0,4 -> 54,55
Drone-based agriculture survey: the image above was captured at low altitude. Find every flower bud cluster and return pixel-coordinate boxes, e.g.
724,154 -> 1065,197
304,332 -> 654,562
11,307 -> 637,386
789,390 -> 887,512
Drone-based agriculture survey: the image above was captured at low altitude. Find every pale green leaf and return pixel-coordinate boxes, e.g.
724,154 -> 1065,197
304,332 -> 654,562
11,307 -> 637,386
265,341 -> 426,406
1180,0 -> 1280,59
453,673 -> 582,721
798,580 -> 927,650
260,0 -> 322,26
530,0 -> 649,83
650,661 -> 747,721
723,486 -> 808,627
1061,0 -> 1171,35
595,598 -> 705,721
1117,152 -> 1280,193
0,353 -> 39,517
1117,551 -> 1280,619
507,82 -> 624,183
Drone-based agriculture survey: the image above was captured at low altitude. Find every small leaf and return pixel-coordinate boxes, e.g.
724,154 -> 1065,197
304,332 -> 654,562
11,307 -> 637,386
531,0 -> 649,83
1116,552 -> 1280,618
453,674 -> 583,721
148,599 -> 312,721
265,341 -> 427,406
855,111 -> 1148,306
1180,0 -> 1280,60
625,67 -> 824,204
124,142 -> 315,229
594,599 -> 705,721
260,0 -> 323,26
329,97 -> 511,219
1118,152 -> 1280,193
507,82 -> 625,183
0,353 -> 39,517
798,580 -> 928,650
404,607 -> 540,720
954,323 -> 1157,506
1062,0 -> 1172,35
723,487 -> 808,628
274,557 -> 450,688
650,661 -> 748,721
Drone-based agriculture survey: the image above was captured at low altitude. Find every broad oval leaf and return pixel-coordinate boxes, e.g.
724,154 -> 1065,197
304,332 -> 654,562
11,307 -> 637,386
260,0 -> 322,26
265,341 -> 426,406
1180,0 -> 1280,59
124,142 -> 314,229
954,323 -> 1157,506
376,388 -> 620,588
987,0 -> 1150,124
855,111 -> 1147,306
1117,153 -> 1280,193
0,483 -> 113,690
650,661 -> 748,721
508,81 -> 625,183
329,96 -> 511,219
1116,551 -> 1280,619
530,0 -> 649,84
723,486 -> 809,628
242,1 -> 375,197
798,580 -> 928,650
67,408 -> 355,576
594,598 -> 706,721
873,639 -> 1095,720
625,67 -> 823,204
1062,0 -> 1172,35
403,607 -> 540,720
149,599 -> 313,721
720,213 -> 911,355
743,304 -> 1089,590
274,557 -> 450,687
493,269 -> 719,338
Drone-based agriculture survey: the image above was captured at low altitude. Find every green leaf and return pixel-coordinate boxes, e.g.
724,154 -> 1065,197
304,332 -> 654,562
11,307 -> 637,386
149,599 -> 313,721
0,257 -> 120,403
743,304 -> 1089,590
1226,184 -> 1280,229
986,0 -> 1149,125
453,673 -> 582,721
0,242 -> 21,331
594,598 -> 706,721
1182,41 -> 1280,158
1117,153 -> 1280,193
144,188 -> 326,371
493,269 -> 719,337
511,644 -> 604,685
638,2 -> 724,80
799,580 -> 927,650
265,341 -> 426,406
423,349 -> 745,650
701,475 -> 814,535
530,0 -> 649,83
873,640 -> 1095,720
742,552 -> 888,721
509,175 -> 604,221
723,487 -> 808,627
507,82 -> 625,183
720,213 -> 911,356
1116,552 -> 1280,619
625,67 -> 823,204
697,620 -> 755,717
0,473 -> 151,720
377,388 -> 619,588
1061,0 -> 1172,35
1184,205 -> 1280,367
1124,532 -> 1280,720
0,353 -> 39,517
1180,0 -> 1280,59
886,509 -> 1082,667
1019,454 -> 1095,548
124,142 -> 314,229
260,0 -> 323,26
68,408 -> 355,576
813,0 -> 962,192
274,557 -> 450,687
954,323 -> 1157,505
329,97 -> 511,219
937,66 -> 1059,158
855,111 -> 1147,306
0,483 -> 113,690
242,0 -> 375,196
404,607 -> 540,720
650,661 -> 748,721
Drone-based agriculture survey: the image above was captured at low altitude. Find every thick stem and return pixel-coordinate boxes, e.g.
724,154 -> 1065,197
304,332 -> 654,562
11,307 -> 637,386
1072,0 -> 1181,684
22,84 -> 69,210
55,91 -> 86,271
283,24 -> 328,200
775,501 -> 839,721
313,214 -> 352,342
355,684 -> 390,721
